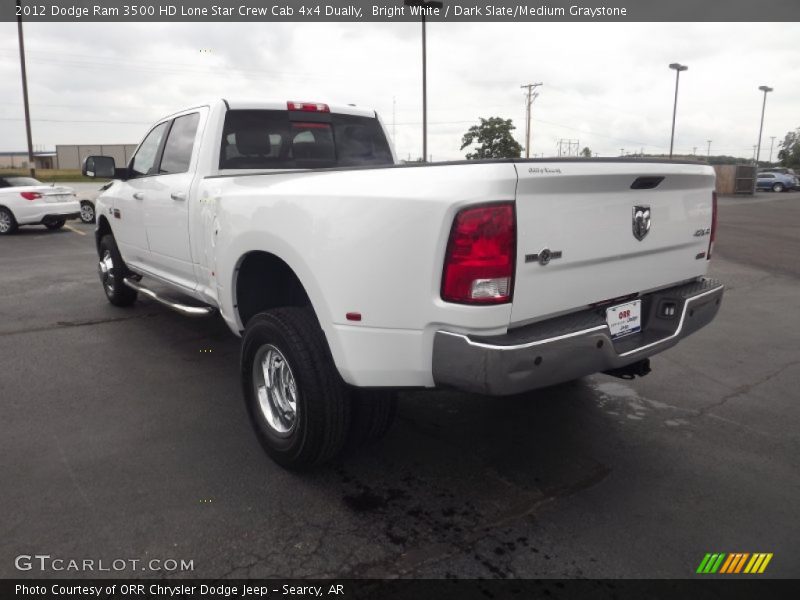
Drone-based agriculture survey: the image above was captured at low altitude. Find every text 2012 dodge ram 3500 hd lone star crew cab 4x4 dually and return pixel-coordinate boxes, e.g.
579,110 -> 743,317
83,99 -> 723,468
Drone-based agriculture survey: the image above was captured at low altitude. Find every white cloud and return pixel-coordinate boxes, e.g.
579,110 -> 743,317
1,21 -> 798,161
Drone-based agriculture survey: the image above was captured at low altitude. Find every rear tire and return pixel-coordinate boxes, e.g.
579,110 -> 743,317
0,207 -> 17,235
773,183 -> 785,193
45,220 -> 66,230
80,201 -> 96,224
347,389 -> 398,449
241,307 -> 350,469
98,234 -> 137,307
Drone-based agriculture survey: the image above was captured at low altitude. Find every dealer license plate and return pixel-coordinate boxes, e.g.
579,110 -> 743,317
605,299 -> 642,339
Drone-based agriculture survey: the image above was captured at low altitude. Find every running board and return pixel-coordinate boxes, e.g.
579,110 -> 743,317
123,278 -> 215,317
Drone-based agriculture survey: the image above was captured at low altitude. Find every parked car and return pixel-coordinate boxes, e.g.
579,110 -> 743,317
756,171 -> 797,192
78,182 -> 112,224
759,167 -> 797,176
81,99 -> 723,469
0,176 -> 80,235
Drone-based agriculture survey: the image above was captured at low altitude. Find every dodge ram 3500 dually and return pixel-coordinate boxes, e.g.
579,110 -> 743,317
83,99 -> 723,468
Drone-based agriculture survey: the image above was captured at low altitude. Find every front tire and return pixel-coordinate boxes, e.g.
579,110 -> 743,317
98,234 -> 137,306
242,307 -> 350,469
772,183 -> 785,193
0,207 -> 17,235
80,201 -> 96,224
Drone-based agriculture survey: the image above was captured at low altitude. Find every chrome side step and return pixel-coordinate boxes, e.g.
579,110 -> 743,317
123,278 -> 215,317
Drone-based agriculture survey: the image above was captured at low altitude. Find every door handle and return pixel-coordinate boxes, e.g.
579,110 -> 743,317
132,192 -> 144,200
170,192 -> 187,201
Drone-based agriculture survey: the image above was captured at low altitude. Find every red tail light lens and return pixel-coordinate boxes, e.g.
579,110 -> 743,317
287,101 -> 330,113
707,191 -> 717,260
20,192 -> 42,201
441,202 -> 516,304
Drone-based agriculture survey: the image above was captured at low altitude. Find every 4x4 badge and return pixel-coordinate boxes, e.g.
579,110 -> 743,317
633,205 -> 651,241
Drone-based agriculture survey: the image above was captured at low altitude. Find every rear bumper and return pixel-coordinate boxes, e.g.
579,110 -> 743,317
16,201 -> 81,225
432,278 -> 724,395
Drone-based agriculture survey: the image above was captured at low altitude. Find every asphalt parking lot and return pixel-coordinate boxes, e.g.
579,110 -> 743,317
1,190 -> 798,579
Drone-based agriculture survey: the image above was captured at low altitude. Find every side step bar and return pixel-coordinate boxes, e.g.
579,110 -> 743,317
123,278 -> 214,317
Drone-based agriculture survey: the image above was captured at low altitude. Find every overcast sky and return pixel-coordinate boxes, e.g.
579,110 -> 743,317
1,21 -> 799,161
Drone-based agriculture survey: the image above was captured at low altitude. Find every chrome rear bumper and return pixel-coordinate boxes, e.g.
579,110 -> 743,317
432,278 -> 724,395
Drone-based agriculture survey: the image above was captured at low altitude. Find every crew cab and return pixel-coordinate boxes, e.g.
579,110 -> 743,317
83,99 -> 723,468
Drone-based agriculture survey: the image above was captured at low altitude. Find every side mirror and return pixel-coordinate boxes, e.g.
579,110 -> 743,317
82,155 -> 116,178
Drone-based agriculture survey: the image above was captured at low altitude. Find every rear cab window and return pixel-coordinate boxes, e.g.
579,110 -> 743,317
219,109 -> 393,170
160,112 -> 201,175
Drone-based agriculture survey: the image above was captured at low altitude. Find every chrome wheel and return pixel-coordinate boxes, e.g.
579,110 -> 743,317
98,250 -> 115,295
80,202 -> 95,223
0,210 -> 11,233
253,344 -> 298,435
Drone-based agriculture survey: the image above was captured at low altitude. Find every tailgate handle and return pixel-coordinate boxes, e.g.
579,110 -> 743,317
630,176 -> 664,190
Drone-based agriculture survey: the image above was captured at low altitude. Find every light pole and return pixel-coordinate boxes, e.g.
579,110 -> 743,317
668,63 -> 688,160
405,0 -> 443,162
706,140 -> 712,159
754,85 -> 773,169
768,136 -> 776,164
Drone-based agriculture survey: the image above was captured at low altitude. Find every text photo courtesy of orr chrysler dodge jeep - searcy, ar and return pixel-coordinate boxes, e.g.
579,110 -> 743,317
81,98 -> 723,469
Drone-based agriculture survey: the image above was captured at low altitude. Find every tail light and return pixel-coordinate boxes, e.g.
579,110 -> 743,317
20,192 -> 42,201
441,202 -> 516,304
287,101 -> 330,113
707,191 -> 717,260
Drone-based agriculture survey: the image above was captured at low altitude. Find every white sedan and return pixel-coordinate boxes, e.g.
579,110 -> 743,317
0,176 -> 81,235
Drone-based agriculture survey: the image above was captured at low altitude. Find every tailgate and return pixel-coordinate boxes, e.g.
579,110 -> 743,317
510,161 -> 715,327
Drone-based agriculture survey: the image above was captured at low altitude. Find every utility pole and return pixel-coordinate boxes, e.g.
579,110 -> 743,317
706,140 -> 712,159
693,146 -> 697,156
520,82 -> 542,158
17,0 -> 35,178
768,136 -> 776,163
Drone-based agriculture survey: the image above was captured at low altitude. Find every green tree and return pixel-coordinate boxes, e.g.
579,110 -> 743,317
580,147 -> 592,158
461,117 -> 523,160
777,128 -> 800,168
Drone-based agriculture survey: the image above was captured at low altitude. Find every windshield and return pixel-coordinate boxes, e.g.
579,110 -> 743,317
2,177 -> 43,187
220,109 -> 393,170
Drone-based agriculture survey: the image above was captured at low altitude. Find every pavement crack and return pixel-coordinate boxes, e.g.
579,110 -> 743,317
0,312 -> 160,337
695,359 -> 800,417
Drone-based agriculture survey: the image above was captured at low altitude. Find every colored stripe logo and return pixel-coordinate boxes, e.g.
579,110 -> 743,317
696,553 -> 773,574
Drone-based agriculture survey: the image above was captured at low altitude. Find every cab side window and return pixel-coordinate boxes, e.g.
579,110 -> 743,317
159,113 -> 200,175
130,122 -> 169,177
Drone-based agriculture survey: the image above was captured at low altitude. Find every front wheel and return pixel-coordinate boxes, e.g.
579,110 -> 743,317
241,307 -> 350,469
98,234 -> 137,306
80,201 -> 95,223
772,183 -> 785,193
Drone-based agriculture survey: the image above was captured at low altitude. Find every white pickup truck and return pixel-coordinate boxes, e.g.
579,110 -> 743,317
83,99 -> 723,468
